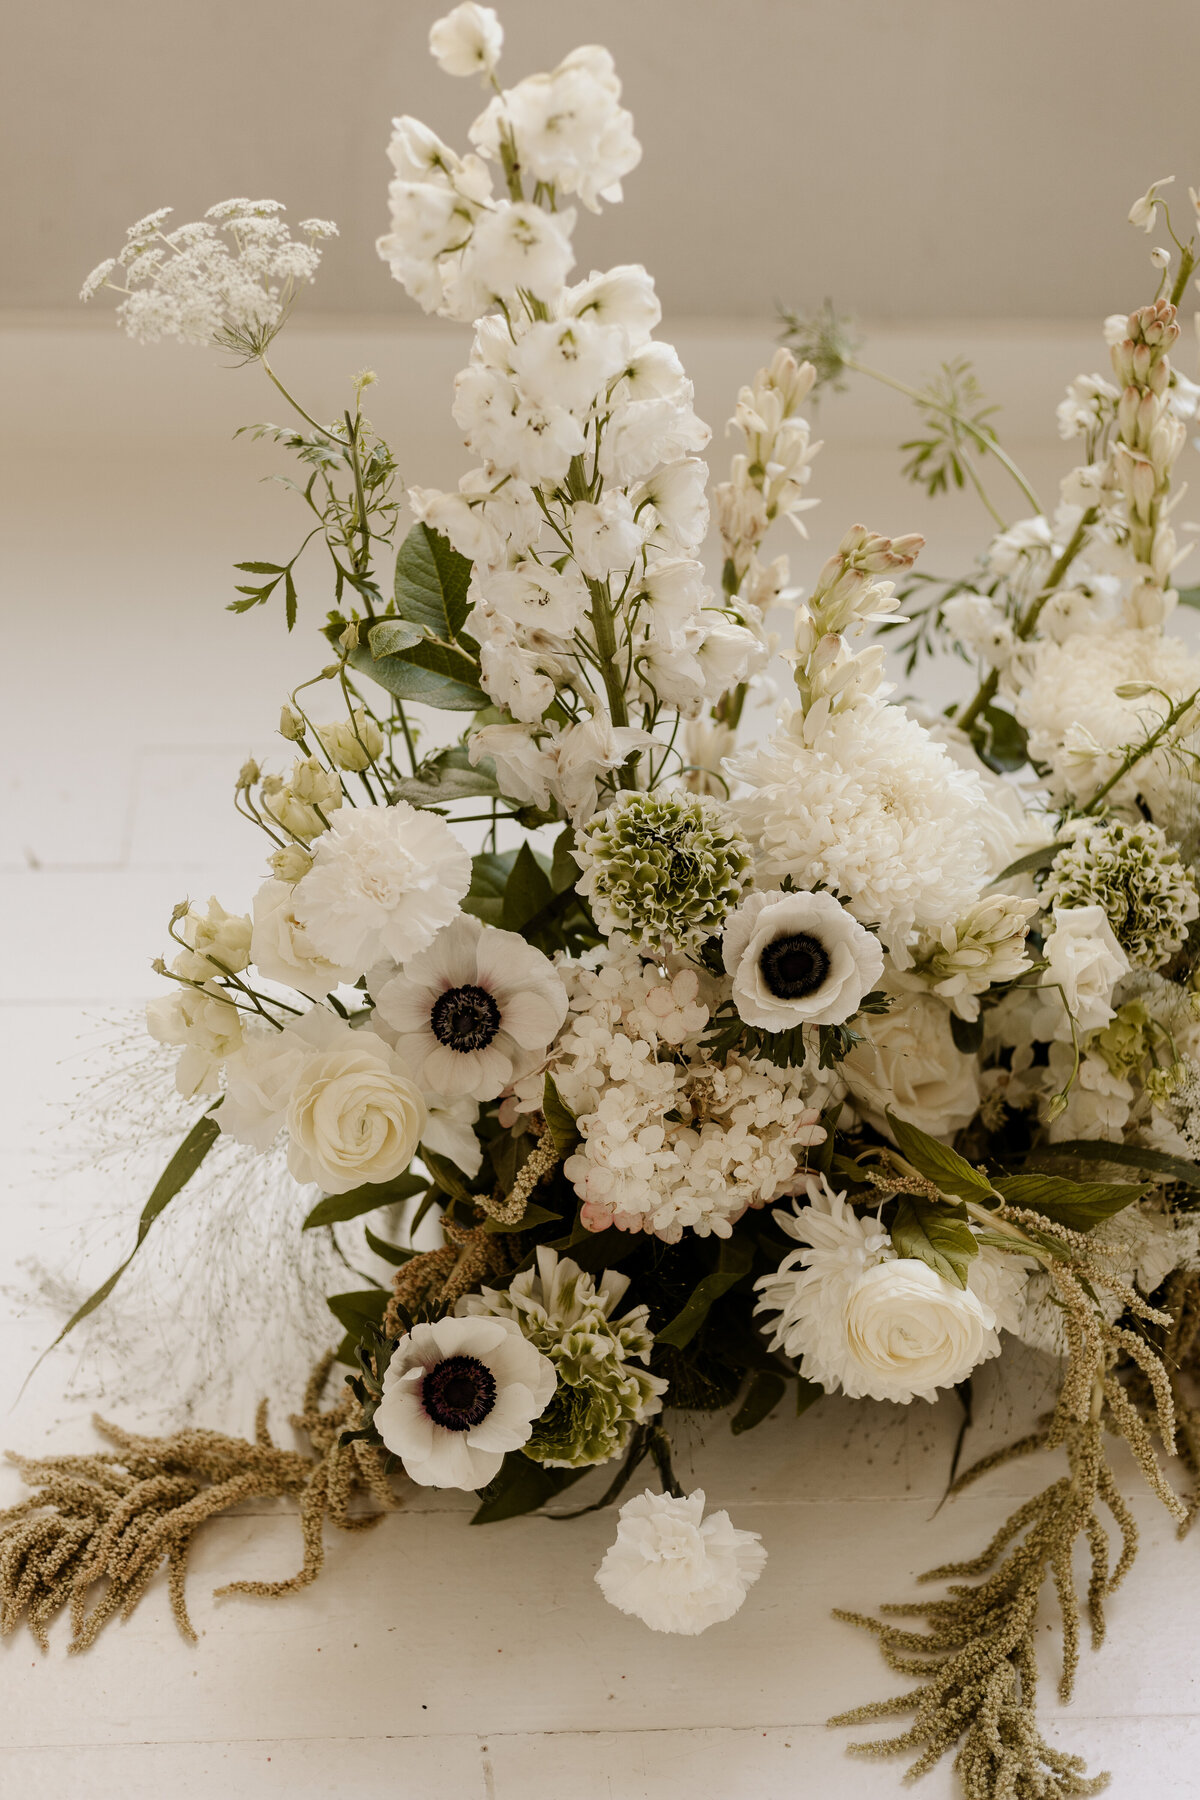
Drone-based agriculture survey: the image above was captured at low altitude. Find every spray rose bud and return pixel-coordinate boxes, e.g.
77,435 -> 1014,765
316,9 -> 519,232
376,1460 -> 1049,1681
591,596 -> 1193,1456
289,756 -> 343,811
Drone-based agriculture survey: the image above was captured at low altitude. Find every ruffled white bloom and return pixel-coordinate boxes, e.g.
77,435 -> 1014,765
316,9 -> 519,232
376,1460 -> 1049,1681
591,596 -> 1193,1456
723,890 -> 884,1030
842,988 -> 981,1140
250,878 -> 360,1001
293,803 -> 471,974
145,986 -> 243,1099
470,46 -> 641,213
595,1488 -> 766,1635
428,3 -> 503,78
731,701 -> 991,953
755,1177 -> 1024,1403
375,914 -> 568,1101
374,1315 -> 557,1489
460,200 -> 576,307
468,722 -> 556,810
1041,905 -> 1130,1038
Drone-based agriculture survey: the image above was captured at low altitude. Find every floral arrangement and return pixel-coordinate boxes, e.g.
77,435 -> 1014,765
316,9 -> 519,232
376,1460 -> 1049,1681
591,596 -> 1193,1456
13,11 -> 1200,1797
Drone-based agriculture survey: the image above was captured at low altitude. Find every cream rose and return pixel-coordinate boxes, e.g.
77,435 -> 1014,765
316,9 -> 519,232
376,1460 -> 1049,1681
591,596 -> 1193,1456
250,878 -> 360,1001
842,1259 -> 999,1403
842,988 -> 979,1140
287,1027 -> 427,1193
1040,904 -> 1130,1038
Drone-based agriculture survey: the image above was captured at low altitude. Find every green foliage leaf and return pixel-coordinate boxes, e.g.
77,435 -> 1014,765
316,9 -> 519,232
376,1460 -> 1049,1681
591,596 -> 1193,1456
368,618 -> 424,658
993,1173 -> 1147,1231
363,1225 -> 416,1266
34,1109 -> 221,1367
795,1374 -> 823,1416
731,1369 -> 787,1435
501,842 -> 554,932
482,1201 -> 563,1236
326,1289 -> 389,1338
657,1235 -> 756,1350
460,848 -> 520,927
542,1072 -> 579,1158
391,744 -> 499,808
303,1172 -> 426,1230
394,521 -> 472,640
470,1451 -> 587,1523
889,1195 -> 978,1289
348,639 -> 487,712
885,1111 -> 995,1204
419,1147 -> 478,1205
550,825 -> 580,894
1033,1138 -> 1200,1191
971,703 -> 1028,775
993,841 -> 1067,883
950,1012 -> 985,1055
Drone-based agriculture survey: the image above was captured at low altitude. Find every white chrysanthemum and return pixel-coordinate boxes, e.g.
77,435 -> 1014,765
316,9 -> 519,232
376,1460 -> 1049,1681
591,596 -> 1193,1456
374,913 -> 568,1102
374,1315 -> 556,1490
730,701 -> 991,952
292,802 -> 471,974
754,1176 -> 1025,1404
595,1488 -> 766,1635
547,947 -> 828,1242
1011,626 -> 1200,824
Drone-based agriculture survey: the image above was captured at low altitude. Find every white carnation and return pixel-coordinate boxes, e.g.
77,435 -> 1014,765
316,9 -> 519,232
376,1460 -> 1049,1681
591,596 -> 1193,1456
595,1488 -> 766,1635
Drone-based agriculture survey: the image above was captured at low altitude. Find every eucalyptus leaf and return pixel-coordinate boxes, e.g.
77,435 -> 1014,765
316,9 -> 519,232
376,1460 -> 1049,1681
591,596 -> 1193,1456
349,640 -> 487,712
889,1195 -> 978,1289
885,1111 -> 995,1204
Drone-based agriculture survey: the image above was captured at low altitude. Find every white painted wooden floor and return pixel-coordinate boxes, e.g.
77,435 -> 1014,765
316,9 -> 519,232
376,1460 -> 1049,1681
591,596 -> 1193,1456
2,321 -> 1198,1798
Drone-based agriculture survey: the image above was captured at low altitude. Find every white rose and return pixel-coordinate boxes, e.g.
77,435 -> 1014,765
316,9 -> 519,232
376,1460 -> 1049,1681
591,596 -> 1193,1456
842,989 -> 979,1140
723,890 -> 884,1031
595,1488 -> 766,1636
842,1259 -> 1000,1403
251,878 -> 360,1002
286,1013 -> 427,1194
220,1025 -> 315,1153
173,896 -> 253,980
1041,904 -> 1130,1038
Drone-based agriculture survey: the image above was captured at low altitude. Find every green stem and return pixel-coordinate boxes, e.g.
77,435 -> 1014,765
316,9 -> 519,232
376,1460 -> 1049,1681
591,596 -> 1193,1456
956,509 -> 1096,733
259,357 -> 336,442
344,409 -> 371,573
1079,683 -> 1200,815
1170,245 -> 1197,309
845,356 -> 1043,517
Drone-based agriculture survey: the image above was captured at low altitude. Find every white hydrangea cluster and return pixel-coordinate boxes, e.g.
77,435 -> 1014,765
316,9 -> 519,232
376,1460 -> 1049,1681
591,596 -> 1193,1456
81,202 -> 337,353
377,25 -> 764,824
536,949 -> 826,1242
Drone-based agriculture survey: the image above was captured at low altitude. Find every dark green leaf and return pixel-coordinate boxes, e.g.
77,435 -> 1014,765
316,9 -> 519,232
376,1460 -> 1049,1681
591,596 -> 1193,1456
394,521 -> 473,639
483,1201 -> 563,1235
1033,1138 -> 1200,1190
972,703 -> 1028,774
657,1236 -> 756,1350
461,848 -> 520,926
731,1369 -> 787,1435
1176,585 -> 1200,610
419,1148 -> 477,1205
795,1374 -> 823,1417
303,1172 -> 426,1230
364,1225 -> 417,1266
950,1013 -> 985,1055
470,1452 -> 588,1524
550,825 -> 580,894
234,560 -> 285,574
501,842 -> 554,932
349,639 -> 488,712
993,1172 -> 1147,1231
890,1195 -> 979,1289
369,618 -> 424,658
542,1073 -> 579,1158
284,566 -> 297,632
326,1289 -> 389,1337
885,1111 -> 995,1203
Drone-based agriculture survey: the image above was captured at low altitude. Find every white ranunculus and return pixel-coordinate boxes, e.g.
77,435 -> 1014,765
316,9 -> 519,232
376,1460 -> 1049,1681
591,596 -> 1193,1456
293,802 -> 471,975
842,1261 -> 998,1402
374,1314 -> 556,1489
842,988 -> 980,1140
375,913 -> 568,1102
723,890 -> 884,1031
428,3 -> 502,78
595,1488 -> 766,1635
278,1008 -> 427,1193
1041,904 -> 1130,1038
251,878 -> 361,1001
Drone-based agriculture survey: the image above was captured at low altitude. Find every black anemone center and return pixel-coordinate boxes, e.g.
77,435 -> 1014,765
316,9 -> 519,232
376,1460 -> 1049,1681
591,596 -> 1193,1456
430,983 -> 501,1052
421,1354 -> 497,1431
759,931 -> 831,1000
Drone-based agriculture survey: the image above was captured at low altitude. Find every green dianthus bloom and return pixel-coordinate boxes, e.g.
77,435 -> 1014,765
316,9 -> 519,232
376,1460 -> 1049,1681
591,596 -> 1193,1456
573,789 -> 753,951
458,1247 -> 668,1469
1044,817 -> 1199,969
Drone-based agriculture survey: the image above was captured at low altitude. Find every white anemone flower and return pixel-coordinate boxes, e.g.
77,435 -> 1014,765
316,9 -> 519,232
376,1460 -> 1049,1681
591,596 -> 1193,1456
374,914 -> 569,1100
595,1488 -> 766,1635
292,802 -> 471,975
374,1315 -> 556,1489
723,889 -> 884,1031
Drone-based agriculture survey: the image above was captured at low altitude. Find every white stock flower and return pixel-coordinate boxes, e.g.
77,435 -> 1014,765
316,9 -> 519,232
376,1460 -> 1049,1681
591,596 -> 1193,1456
374,1315 -> 556,1489
428,3 -> 503,79
723,890 -> 884,1031
293,802 -> 471,974
595,1488 -> 766,1635
842,989 -> 980,1140
282,1007 -> 427,1193
570,491 -> 649,578
755,1178 -> 1021,1403
375,913 -> 569,1101
1041,905 -> 1130,1038
468,722 -> 556,810
250,878 -> 360,1001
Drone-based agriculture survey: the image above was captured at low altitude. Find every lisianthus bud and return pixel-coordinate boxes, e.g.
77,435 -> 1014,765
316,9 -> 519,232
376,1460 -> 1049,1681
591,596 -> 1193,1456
269,843 -> 314,883
279,704 -> 306,741
318,709 -> 385,771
